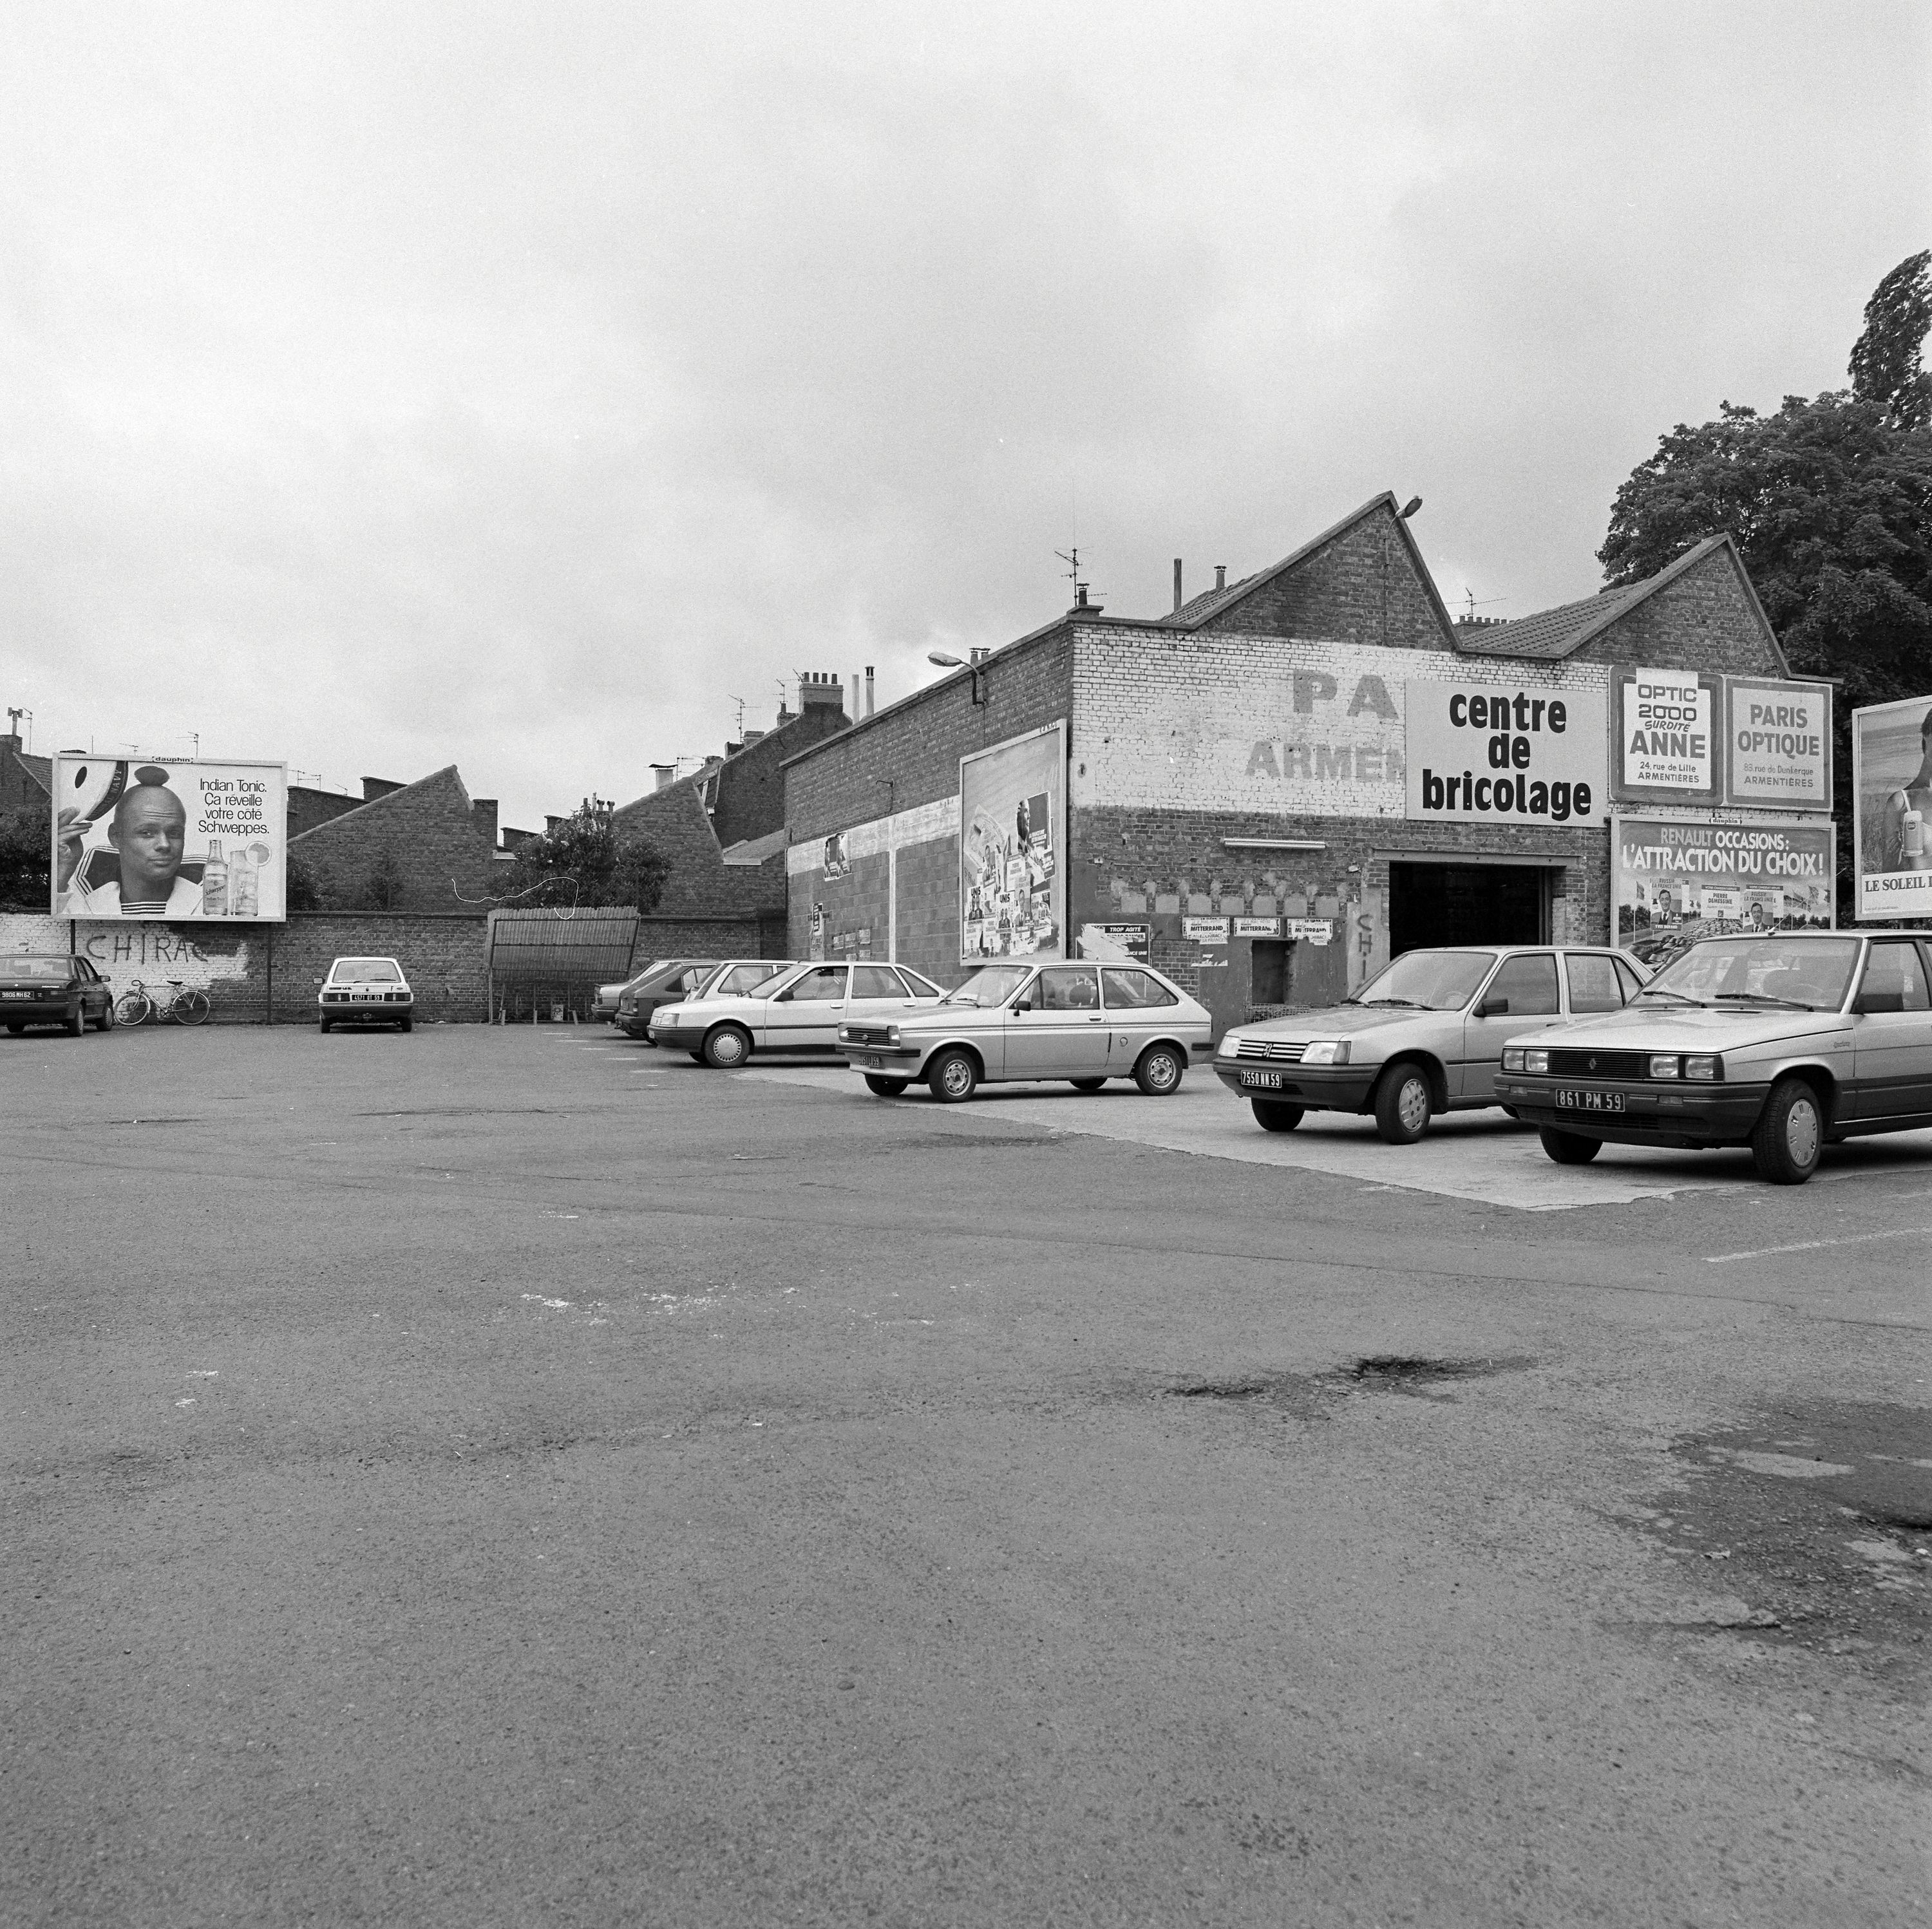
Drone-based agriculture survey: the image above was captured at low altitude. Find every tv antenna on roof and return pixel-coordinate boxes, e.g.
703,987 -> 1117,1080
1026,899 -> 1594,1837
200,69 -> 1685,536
1462,588 -> 1504,621
728,694 -> 748,738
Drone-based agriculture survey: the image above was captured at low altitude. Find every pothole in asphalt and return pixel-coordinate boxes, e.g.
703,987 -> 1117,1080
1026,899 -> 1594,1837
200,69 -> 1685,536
1166,1356 -> 1533,1414
1623,1397 -> 1931,1682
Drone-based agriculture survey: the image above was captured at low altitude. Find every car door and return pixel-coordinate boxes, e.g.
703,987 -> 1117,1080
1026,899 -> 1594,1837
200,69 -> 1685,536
1004,964 -> 1106,1078
1101,966 -> 1182,1073
761,964 -> 849,1048
1848,939 -> 1932,1120
1461,952 -> 1561,1102
849,964 -> 916,1026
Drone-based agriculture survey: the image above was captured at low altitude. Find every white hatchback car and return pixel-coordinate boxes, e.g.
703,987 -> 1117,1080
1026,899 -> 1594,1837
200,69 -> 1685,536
651,959 -> 947,1068
319,955 -> 414,1032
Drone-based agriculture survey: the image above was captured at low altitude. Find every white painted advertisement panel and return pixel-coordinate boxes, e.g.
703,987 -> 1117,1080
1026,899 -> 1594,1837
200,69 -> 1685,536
52,755 -> 288,920
1074,634 -> 1607,819
1403,682 -> 1607,826
1852,695 -> 1932,921
1616,666 -> 1716,795
1724,676 -> 1832,808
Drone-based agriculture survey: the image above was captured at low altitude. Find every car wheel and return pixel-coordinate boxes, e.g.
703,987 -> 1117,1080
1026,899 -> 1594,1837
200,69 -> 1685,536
928,1048 -> 979,1103
1372,1062 -> 1431,1144
1070,1077 -> 1106,1092
399,1014 -> 413,1032
1538,1125 -> 1601,1165
1133,1043 -> 1184,1096
66,1006 -> 84,1037
1499,1105 -> 1519,1120
687,1051 -> 705,1062
1751,1077 -> 1823,1185
1251,1097 -> 1304,1132
5,1022 -> 22,1035
864,1074 -> 909,1096
96,999 -> 115,1032
703,1024 -> 753,1069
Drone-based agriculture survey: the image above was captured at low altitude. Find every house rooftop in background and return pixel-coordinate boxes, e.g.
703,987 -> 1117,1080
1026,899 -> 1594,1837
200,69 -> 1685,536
0,724 -> 52,816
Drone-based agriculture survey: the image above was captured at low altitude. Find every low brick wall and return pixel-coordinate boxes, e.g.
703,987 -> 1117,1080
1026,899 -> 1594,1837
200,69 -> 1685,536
1,911 -> 490,1024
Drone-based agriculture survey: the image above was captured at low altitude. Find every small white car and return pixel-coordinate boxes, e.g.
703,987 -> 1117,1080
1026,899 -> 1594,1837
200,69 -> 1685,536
319,956 -> 414,1032
650,959 -> 946,1067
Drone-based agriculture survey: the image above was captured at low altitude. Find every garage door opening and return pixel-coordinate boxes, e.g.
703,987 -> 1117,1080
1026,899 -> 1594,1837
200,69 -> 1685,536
1389,863 -> 1551,957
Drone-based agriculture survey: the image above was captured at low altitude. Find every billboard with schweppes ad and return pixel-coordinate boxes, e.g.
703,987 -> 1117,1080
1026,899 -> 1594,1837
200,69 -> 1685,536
1403,682 -> 1607,825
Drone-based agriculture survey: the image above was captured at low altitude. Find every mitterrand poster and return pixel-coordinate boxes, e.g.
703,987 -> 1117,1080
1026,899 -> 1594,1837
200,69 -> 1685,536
1612,814 -> 1835,941
960,722 -> 1063,961
52,756 -> 288,920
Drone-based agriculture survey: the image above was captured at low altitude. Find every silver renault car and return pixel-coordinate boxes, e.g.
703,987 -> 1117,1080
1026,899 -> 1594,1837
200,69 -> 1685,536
1212,944 -> 1651,1143
837,959 -> 1213,1102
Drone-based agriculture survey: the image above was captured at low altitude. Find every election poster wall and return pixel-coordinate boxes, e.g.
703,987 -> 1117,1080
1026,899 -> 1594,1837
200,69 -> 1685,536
52,756 -> 288,921
1852,695 -> 1932,921
1404,682 -> 1607,825
960,722 -> 1063,961
1613,815 -> 1835,942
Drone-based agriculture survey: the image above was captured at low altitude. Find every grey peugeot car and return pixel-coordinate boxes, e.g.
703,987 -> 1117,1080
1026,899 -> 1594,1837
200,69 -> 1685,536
1497,929 -> 1932,1185
1212,944 -> 1651,1143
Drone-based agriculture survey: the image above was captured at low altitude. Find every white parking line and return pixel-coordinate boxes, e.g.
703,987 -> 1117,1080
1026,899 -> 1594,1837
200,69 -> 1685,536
1705,1225 -> 1932,1265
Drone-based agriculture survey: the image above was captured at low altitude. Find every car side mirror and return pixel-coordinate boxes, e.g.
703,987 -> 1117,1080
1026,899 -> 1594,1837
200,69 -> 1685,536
1478,996 -> 1510,1017
1013,998 -> 1032,1013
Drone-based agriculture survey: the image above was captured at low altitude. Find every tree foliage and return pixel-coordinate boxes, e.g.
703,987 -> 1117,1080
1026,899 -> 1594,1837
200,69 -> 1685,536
1849,248 -> 1931,429
0,807 -> 50,911
1598,252 -> 1932,900
498,802 -> 668,914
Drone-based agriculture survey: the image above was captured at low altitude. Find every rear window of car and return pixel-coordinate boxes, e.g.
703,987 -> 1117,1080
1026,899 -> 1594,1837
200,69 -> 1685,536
853,966 -> 904,997
1484,953 -> 1559,1016
5,958 -> 73,981
898,968 -> 944,996
1564,954 -> 1625,1014
1101,968 -> 1178,1010
330,959 -> 401,983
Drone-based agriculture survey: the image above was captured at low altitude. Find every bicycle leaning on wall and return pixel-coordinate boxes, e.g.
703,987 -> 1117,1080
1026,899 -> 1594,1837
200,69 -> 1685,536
114,978 -> 212,1026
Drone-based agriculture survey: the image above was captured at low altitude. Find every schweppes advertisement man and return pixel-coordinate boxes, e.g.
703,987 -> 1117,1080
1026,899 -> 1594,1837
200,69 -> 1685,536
1405,681 -> 1607,823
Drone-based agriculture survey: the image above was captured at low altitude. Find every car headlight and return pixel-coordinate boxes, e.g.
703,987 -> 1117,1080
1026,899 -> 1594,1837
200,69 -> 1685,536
1650,1054 -> 1681,1080
1515,1048 -> 1549,1073
1683,1055 -> 1721,1082
1301,1040 -> 1350,1066
884,1025 -> 900,1046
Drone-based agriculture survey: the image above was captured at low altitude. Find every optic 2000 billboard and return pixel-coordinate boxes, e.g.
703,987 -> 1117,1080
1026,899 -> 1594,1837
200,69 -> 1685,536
52,756 -> 289,920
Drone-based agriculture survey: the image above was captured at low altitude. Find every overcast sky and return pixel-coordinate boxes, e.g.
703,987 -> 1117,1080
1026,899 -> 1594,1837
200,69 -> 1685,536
3,1 -> 1926,827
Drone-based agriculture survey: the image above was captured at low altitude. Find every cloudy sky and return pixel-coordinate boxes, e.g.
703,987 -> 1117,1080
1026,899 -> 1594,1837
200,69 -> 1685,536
3,1 -> 1926,827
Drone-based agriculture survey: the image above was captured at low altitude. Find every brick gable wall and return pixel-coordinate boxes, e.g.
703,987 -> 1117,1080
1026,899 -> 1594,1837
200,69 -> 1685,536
289,765 -> 500,914
1199,504 -> 1454,652
609,780 -> 788,921
1567,547 -> 1786,677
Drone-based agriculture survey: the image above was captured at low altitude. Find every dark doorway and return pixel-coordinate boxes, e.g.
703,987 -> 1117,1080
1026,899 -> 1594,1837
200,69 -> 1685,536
1389,863 -> 1548,957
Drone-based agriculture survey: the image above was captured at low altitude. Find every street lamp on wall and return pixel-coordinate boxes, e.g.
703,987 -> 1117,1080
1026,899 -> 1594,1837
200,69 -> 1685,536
927,650 -> 987,706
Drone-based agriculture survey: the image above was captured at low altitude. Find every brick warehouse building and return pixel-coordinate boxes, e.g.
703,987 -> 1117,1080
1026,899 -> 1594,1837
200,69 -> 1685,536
783,494 -> 1824,1035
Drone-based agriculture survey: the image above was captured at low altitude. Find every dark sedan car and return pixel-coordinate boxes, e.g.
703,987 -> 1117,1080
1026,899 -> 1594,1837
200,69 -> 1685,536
1,954 -> 115,1035
612,958 -> 723,1040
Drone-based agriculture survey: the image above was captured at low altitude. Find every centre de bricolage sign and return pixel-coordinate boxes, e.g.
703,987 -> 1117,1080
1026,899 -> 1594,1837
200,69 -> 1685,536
1404,682 -> 1607,824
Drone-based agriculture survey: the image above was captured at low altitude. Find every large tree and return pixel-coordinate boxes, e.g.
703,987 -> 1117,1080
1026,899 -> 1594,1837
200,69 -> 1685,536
1598,252 -> 1932,875
498,801 -> 668,913
0,807 -> 51,911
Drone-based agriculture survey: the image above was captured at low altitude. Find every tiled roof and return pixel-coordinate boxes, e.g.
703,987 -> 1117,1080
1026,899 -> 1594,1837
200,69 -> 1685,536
1168,575 -> 1258,625
1455,536 -> 1730,660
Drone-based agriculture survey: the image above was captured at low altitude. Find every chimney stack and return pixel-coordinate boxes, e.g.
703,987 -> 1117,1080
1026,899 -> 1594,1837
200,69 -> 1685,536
1215,565 -> 1227,592
471,798 -> 498,848
1173,559 -> 1183,612
742,729 -> 765,745
800,671 -> 844,713
864,666 -> 875,717
651,764 -> 676,790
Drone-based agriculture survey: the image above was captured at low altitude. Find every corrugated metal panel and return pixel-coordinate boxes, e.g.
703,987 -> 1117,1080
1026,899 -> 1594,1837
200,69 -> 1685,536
486,907 -> 640,982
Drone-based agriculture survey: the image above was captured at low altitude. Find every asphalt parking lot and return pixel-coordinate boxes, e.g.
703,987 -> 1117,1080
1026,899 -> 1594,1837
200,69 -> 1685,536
5,1021 -> 1928,1927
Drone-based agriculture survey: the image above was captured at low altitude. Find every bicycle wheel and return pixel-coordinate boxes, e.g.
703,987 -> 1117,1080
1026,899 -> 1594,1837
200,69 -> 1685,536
115,992 -> 152,1026
175,988 -> 212,1026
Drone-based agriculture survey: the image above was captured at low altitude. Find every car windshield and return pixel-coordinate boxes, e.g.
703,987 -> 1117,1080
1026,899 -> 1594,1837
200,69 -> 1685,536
331,959 -> 401,983
1643,937 -> 1861,1010
5,958 -> 72,980
941,964 -> 1032,1007
1347,950 -> 1494,1010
